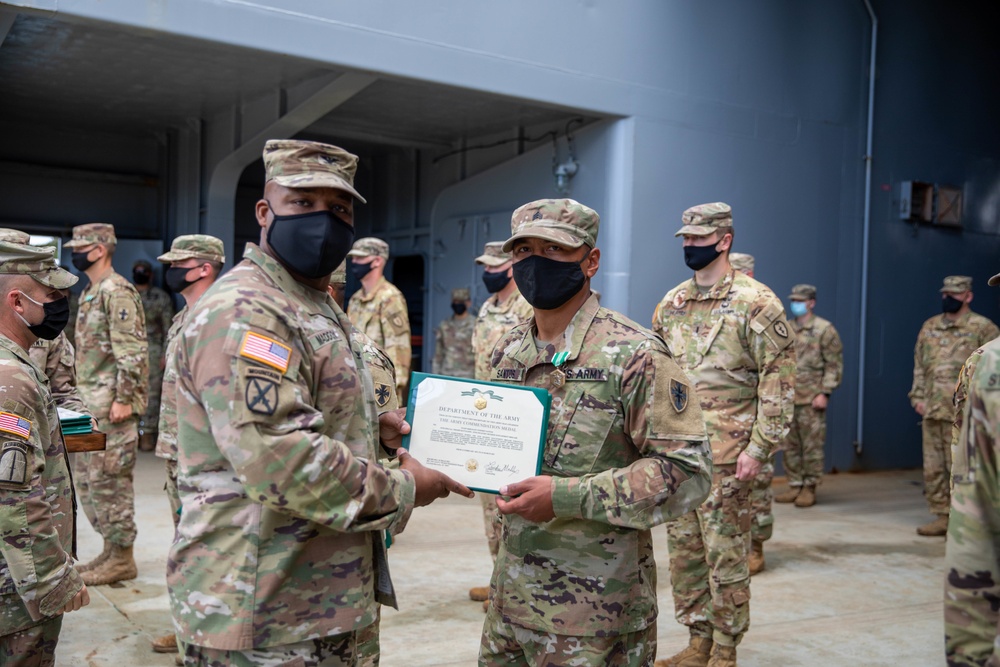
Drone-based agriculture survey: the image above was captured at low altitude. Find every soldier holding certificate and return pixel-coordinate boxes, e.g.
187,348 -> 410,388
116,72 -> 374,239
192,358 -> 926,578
479,198 -> 713,665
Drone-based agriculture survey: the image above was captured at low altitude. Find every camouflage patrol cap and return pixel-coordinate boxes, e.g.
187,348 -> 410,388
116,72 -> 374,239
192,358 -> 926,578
789,284 -> 817,300
675,202 -> 733,237
157,234 -> 226,264
347,237 -> 390,260
451,288 -> 470,301
0,240 -> 78,290
475,242 -> 512,268
730,252 -> 755,273
501,198 -> 599,252
63,223 -> 117,249
330,260 -> 347,285
940,275 -> 973,293
0,228 -> 30,244
263,139 -> 366,204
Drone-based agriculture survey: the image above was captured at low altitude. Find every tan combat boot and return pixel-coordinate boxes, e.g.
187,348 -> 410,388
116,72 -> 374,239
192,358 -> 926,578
654,635 -> 712,667
469,586 -> 490,602
83,544 -> 137,586
917,515 -> 948,536
748,540 -> 765,575
76,541 -> 112,574
707,644 -> 737,667
774,487 -> 799,503
152,634 -> 178,653
794,485 -> 816,507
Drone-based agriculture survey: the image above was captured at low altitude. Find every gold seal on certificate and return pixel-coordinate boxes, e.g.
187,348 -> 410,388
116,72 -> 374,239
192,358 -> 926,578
402,372 -> 550,494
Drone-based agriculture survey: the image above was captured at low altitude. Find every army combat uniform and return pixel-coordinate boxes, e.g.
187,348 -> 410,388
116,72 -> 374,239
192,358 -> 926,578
432,288 -> 475,378
480,199 -> 712,666
653,203 -> 795,651
909,277 -> 998,523
28,333 -> 93,417
0,242 -> 84,665
65,224 -> 149,568
138,281 -> 174,446
944,335 -> 1000,665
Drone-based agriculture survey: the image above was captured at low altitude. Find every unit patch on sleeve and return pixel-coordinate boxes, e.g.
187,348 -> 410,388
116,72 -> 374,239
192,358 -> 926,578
375,383 -> 392,408
240,331 -> 292,373
0,441 -> 28,484
670,378 -> 689,413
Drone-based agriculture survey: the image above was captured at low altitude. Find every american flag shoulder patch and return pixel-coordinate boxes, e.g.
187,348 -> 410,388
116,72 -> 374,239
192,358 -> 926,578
0,411 -> 32,439
239,331 -> 292,373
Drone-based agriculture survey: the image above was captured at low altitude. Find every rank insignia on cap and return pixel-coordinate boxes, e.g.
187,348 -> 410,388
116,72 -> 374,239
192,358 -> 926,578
0,412 -> 31,439
0,441 -> 28,484
670,379 -> 689,413
240,332 -> 292,373
532,210 -> 543,220
375,383 -> 391,408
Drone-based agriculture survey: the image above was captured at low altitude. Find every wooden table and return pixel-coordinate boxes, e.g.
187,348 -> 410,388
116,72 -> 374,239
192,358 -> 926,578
65,432 -> 106,453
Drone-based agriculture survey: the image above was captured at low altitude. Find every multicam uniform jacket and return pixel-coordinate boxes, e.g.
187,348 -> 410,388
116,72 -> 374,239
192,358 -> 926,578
652,269 -> 795,464
487,294 -> 712,636
473,290 -> 532,382
154,308 -> 188,462
432,315 -> 475,378
168,244 -> 416,650
28,331 -> 92,416
348,277 -> 411,398
0,334 -> 83,634
790,315 -> 843,405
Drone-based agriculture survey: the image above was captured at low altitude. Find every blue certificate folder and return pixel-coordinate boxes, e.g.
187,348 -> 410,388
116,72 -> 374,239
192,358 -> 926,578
401,372 -> 551,494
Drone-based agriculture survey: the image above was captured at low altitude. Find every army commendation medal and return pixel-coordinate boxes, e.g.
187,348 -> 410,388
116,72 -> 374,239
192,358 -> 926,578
401,372 -> 551,494
550,350 -> 570,389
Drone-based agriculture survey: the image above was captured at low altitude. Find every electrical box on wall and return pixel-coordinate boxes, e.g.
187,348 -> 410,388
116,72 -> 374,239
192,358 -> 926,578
935,186 -> 963,227
899,181 -> 963,227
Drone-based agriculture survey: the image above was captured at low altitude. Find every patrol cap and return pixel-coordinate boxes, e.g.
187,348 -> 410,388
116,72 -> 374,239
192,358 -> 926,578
0,240 -> 78,290
675,202 -> 733,237
451,288 -> 470,301
475,242 -> 512,268
347,237 -> 390,260
329,260 -> 347,286
988,272 -> 1000,287
789,284 -> 817,300
940,275 -> 973,293
730,252 -> 755,274
63,223 -> 117,249
263,139 -> 366,204
0,228 -> 30,244
501,198 -> 599,253
157,235 -> 226,265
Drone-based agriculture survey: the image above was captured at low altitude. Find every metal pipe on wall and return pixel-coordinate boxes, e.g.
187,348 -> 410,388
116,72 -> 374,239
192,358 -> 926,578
856,0 -> 878,456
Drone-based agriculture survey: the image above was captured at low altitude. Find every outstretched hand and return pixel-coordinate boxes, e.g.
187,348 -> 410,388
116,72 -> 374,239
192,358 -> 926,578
398,450 -> 474,506
496,476 -> 555,523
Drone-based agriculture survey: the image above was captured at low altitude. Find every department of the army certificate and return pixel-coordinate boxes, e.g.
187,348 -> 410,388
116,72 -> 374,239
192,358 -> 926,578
402,372 -> 550,494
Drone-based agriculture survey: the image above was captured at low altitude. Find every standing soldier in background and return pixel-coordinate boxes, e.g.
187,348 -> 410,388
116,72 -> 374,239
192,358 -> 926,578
729,252 -> 773,575
469,241 -> 532,606
132,259 -> 174,452
65,223 -> 148,587
909,275 -> 998,537
432,288 -> 475,378
0,240 -> 90,664
148,234 -> 225,659
348,237 -> 412,404
774,285 -> 843,510
653,202 -> 795,667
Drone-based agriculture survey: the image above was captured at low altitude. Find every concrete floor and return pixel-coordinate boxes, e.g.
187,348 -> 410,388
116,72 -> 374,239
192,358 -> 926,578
57,453 -> 946,666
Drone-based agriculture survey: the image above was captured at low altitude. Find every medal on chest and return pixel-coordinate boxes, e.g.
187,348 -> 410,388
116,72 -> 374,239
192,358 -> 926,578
550,350 -> 569,388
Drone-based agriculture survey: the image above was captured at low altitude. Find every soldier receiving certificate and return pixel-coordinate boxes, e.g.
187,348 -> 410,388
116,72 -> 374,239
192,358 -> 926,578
402,372 -> 550,493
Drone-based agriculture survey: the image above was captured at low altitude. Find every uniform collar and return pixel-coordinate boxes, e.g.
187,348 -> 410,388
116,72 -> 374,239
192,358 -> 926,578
0,332 -> 43,377
506,292 -> 600,369
356,276 -> 388,303
244,243 -> 331,307
685,269 -> 735,301
938,311 -> 970,329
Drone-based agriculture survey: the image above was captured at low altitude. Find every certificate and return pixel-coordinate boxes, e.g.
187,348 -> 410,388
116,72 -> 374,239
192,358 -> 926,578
402,372 -> 550,494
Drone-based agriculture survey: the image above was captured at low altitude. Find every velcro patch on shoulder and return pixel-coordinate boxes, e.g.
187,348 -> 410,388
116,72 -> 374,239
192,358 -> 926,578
0,411 -> 32,439
110,294 -> 139,332
0,441 -> 29,485
650,357 -> 706,440
387,310 -> 408,335
240,331 -> 292,373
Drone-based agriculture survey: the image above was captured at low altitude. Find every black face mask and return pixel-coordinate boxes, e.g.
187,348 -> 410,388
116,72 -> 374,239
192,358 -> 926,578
71,251 -> 95,272
451,302 -> 468,316
132,269 -> 151,285
351,260 -> 375,281
266,206 -> 355,280
511,254 -> 588,310
18,293 -> 70,341
165,266 -> 199,293
683,243 -> 724,271
482,269 -> 511,294
942,295 -> 964,314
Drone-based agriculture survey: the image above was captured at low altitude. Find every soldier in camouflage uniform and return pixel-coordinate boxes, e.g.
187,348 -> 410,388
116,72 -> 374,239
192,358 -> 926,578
132,259 -> 175,451
469,242 -> 534,605
909,275 -> 999,537
480,198 -> 712,667
347,237 -> 412,405
168,139 -> 470,666
774,284 -> 843,511
65,223 -> 149,587
653,203 -> 795,667
432,288 -> 475,378
0,240 -> 90,665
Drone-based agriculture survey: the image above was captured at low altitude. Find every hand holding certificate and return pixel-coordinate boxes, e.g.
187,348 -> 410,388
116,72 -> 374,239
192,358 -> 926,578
402,373 -> 550,494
